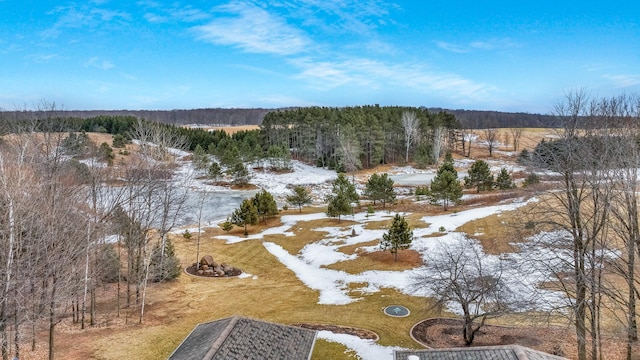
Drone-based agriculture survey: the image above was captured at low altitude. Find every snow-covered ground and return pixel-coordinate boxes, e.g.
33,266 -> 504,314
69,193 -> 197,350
167,152 -> 566,359
201,192 -> 565,359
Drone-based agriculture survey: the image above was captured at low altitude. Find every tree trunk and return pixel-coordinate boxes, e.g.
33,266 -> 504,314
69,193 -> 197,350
13,313 -> 18,360
48,276 -> 57,360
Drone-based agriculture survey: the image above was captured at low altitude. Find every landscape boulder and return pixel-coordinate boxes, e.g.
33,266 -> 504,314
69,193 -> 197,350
200,255 -> 214,267
191,255 -> 242,277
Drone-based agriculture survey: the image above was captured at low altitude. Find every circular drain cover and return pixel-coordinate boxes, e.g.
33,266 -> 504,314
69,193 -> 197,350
383,305 -> 410,317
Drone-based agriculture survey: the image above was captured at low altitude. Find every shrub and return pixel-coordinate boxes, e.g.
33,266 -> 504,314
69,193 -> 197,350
523,173 -> 540,187
149,239 -> 181,282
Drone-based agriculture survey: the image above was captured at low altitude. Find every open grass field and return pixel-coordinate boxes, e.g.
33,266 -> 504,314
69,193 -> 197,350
52,209 -> 440,359
18,127 -> 636,360
47,200 -> 579,360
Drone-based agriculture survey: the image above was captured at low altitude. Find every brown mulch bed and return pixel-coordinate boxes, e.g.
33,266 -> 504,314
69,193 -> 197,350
411,318 -> 640,360
292,323 -> 378,340
412,318 -> 570,358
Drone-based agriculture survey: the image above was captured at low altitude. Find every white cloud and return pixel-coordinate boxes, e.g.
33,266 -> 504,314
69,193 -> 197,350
434,40 -> 468,53
85,57 -> 114,70
168,7 -> 209,22
292,57 -> 496,102
281,0 -> 394,35
436,38 -> 518,53
144,12 -> 168,23
470,38 -> 517,50
603,74 -> 640,88
193,2 -> 310,55
30,53 -> 60,62
90,8 -> 130,22
41,5 -> 130,39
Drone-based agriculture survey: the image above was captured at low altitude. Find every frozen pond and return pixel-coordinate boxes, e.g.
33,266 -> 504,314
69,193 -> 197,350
390,171 -> 467,186
178,189 -> 257,227
390,173 -> 435,185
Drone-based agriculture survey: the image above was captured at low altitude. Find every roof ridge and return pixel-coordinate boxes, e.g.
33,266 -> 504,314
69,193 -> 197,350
203,316 -> 240,360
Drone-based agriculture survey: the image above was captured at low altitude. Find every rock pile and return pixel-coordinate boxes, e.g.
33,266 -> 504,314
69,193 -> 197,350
193,255 -> 242,277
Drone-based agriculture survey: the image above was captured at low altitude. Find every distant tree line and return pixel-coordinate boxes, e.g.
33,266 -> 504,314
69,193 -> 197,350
1,106 -> 556,129
428,108 -> 557,128
1,108 -> 272,126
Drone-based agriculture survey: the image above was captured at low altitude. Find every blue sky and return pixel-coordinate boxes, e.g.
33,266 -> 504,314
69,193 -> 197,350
1,1 -> 639,113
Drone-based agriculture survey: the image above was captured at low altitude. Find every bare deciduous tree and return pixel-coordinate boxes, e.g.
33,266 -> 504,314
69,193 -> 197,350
402,111 -> 418,163
336,124 -> 362,173
432,126 -> 445,163
482,128 -> 500,157
412,239 -> 515,345
509,128 -> 523,152
527,89 -> 619,360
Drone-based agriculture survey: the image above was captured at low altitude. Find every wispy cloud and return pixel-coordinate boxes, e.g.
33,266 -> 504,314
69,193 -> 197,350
193,2 -> 310,55
143,4 -> 209,23
169,7 -> 209,22
470,38 -> 517,50
85,57 -> 114,70
41,5 -> 130,39
603,74 -> 640,88
583,63 -> 611,72
434,41 -> 468,53
281,0 -> 394,35
144,12 -> 168,23
292,57 -> 496,101
90,8 -> 130,22
436,38 -> 518,53
30,53 -> 60,63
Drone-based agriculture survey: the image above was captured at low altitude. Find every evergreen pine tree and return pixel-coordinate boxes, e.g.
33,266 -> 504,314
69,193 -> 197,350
220,218 -> 234,232
192,144 -> 209,170
381,213 -> 413,261
208,161 -> 222,181
495,167 -> 515,189
286,185 -> 312,213
253,189 -> 279,224
228,162 -> 250,185
364,173 -> 396,208
430,154 -> 462,210
326,173 -> 359,222
464,159 -> 494,193
149,238 -> 181,282
231,198 -> 258,235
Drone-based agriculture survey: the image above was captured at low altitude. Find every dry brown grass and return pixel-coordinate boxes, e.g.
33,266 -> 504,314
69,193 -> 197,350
44,206 -> 440,360
183,124 -> 260,134
32,127 -> 637,360
462,190 -> 524,207
325,250 -> 423,274
338,240 -> 380,255
456,210 -> 522,254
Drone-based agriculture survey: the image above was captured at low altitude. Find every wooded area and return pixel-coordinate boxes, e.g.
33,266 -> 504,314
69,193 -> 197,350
260,106 -> 459,169
1,106 -> 556,128
2,96 -> 640,360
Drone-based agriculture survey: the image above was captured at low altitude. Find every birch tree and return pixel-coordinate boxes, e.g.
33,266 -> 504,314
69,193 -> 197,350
402,111 -> 418,163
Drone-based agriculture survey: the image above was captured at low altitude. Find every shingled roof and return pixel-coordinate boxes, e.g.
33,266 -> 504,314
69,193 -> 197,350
168,316 -> 317,360
394,345 -> 568,360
